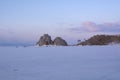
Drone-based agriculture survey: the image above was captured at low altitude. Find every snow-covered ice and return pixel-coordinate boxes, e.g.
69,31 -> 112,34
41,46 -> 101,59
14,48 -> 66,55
0,46 -> 120,80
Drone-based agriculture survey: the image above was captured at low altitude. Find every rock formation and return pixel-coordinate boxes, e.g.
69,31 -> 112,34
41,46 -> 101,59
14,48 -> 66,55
53,37 -> 68,46
36,34 -> 53,46
78,35 -> 120,45
36,34 -> 68,46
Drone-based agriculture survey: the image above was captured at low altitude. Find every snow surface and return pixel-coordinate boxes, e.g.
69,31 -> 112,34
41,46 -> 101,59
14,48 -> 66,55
0,46 -> 120,80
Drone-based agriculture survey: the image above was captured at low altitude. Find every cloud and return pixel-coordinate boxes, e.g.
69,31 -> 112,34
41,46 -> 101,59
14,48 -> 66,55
69,21 -> 120,33
98,22 -> 120,32
81,21 -> 99,32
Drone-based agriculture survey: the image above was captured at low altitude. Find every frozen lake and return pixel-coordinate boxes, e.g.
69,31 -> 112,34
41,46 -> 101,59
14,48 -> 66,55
0,46 -> 120,80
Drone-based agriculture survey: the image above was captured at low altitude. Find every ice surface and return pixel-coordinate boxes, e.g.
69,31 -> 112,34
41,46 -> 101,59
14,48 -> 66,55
0,46 -> 120,80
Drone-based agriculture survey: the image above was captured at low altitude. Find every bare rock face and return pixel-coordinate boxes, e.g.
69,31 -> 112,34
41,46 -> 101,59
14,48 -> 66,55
36,34 -> 68,46
53,37 -> 68,46
36,34 -> 53,46
78,35 -> 120,45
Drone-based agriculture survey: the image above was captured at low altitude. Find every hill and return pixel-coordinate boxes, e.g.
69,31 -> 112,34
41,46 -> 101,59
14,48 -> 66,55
78,35 -> 120,45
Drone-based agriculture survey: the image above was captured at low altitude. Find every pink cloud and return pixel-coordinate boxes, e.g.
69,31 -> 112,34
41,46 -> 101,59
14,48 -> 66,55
82,21 -> 99,32
103,22 -> 120,27
82,21 -> 96,26
69,21 -> 120,33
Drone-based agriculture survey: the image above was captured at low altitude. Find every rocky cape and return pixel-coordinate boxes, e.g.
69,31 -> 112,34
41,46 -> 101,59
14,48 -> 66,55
78,35 -> 120,45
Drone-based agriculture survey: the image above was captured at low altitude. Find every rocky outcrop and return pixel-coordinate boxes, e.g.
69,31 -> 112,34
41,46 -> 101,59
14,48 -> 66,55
36,34 -> 53,46
53,37 -> 68,46
78,35 -> 120,45
36,34 -> 68,46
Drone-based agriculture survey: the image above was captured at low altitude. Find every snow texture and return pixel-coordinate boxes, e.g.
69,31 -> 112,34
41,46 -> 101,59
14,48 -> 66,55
0,46 -> 120,80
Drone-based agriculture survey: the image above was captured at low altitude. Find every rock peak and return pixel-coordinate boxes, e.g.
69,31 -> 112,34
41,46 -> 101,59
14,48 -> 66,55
36,34 -> 53,46
36,34 -> 68,46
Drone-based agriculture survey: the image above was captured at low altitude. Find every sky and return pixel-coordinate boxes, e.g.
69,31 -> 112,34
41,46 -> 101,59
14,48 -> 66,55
0,0 -> 120,46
